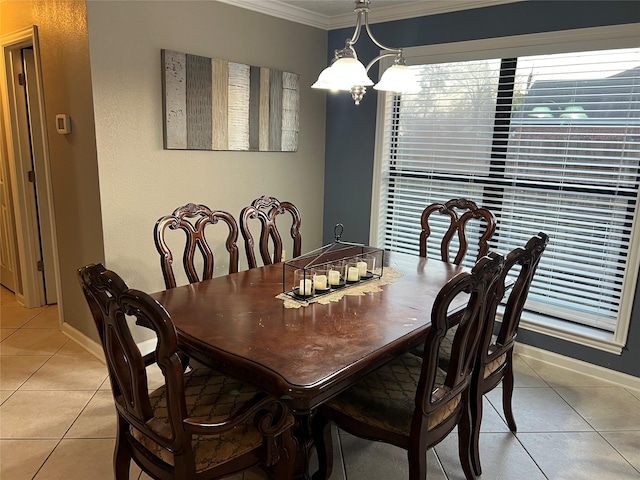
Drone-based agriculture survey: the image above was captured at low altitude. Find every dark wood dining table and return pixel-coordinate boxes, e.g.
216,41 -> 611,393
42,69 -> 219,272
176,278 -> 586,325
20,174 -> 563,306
151,251 -> 468,478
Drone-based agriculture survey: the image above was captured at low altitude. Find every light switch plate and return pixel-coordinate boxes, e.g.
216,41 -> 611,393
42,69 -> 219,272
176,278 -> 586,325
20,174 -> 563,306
55,114 -> 71,134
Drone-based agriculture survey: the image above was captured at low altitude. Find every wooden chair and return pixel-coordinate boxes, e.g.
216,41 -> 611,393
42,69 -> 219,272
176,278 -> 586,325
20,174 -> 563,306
420,198 -> 497,265
469,232 -> 549,476
154,203 -> 239,289
77,263 -> 295,480
312,252 -> 505,480
239,195 -> 302,268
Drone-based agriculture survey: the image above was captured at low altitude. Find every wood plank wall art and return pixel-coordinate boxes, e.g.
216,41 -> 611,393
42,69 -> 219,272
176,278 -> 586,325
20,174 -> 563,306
162,49 -> 300,151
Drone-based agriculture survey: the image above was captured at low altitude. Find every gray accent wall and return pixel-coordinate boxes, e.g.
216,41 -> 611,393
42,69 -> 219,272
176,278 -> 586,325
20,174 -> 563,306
322,1 -> 640,377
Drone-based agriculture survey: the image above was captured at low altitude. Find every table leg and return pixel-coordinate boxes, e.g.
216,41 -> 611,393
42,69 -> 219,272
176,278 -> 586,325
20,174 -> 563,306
272,424 -> 297,480
294,412 -> 316,480
272,411 -> 315,480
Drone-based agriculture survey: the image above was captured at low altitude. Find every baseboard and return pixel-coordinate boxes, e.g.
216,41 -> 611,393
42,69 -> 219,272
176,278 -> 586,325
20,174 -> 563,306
61,323 -> 156,363
15,292 -> 26,307
514,343 -> 640,391
61,322 -> 105,362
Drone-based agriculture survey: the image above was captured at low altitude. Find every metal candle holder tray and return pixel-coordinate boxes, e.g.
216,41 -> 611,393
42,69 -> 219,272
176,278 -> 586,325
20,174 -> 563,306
282,226 -> 384,301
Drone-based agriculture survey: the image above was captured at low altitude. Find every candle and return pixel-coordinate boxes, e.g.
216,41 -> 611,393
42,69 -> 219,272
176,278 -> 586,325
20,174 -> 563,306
347,266 -> 360,282
328,270 -> 341,286
314,274 -> 327,290
299,279 -> 313,296
356,261 -> 368,277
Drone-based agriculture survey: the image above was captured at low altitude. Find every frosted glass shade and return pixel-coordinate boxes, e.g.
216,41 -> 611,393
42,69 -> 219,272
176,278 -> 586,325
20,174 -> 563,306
312,57 -> 374,90
373,64 -> 420,92
311,65 -> 342,90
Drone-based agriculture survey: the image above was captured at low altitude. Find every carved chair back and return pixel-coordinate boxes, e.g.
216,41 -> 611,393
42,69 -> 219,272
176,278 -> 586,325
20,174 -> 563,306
239,195 -> 302,268
469,232 -> 549,476
479,232 -> 549,371
154,203 -> 239,289
420,198 -> 497,265
78,263 -> 191,459
417,252 -> 504,424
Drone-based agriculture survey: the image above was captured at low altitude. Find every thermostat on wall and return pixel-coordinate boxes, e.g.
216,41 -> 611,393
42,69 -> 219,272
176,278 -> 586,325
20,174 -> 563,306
55,114 -> 71,134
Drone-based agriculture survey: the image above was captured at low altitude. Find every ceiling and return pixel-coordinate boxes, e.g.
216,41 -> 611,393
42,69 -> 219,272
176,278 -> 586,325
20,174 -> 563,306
275,0 -> 421,18
217,0 -> 523,29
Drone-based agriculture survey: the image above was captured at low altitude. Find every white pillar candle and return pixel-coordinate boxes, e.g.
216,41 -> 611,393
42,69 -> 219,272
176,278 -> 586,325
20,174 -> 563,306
328,270 -> 341,286
314,274 -> 327,290
299,279 -> 313,296
356,261 -> 368,277
347,266 -> 360,282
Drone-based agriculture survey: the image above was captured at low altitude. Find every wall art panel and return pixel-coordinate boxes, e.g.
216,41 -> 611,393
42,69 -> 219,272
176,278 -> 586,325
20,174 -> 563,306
162,49 -> 300,151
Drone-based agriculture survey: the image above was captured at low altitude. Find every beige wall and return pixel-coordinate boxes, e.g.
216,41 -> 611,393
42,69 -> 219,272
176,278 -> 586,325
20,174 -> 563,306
1,1 -> 105,341
86,1 -> 327,294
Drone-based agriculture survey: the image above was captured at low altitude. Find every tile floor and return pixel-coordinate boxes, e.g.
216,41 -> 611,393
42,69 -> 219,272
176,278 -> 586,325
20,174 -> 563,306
1,285 -> 639,479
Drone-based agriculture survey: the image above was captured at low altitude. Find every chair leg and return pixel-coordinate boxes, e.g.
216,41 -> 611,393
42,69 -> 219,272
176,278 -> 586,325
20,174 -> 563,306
114,417 -> 132,480
407,441 -> 428,480
469,381 -> 483,476
502,353 -> 517,432
457,397 -> 476,480
311,411 -> 333,480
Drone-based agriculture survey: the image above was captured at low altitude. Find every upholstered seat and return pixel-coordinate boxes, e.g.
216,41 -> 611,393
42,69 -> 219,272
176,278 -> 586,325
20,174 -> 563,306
439,331 -> 499,371
482,352 -> 507,379
132,367 -> 279,472
326,354 -> 450,436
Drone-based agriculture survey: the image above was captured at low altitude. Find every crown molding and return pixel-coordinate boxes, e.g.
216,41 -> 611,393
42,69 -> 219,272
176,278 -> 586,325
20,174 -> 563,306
328,0 -> 526,29
215,0 -> 334,29
215,0 -> 526,30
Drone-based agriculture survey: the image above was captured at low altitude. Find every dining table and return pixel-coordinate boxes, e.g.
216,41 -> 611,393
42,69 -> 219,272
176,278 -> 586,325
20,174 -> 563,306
151,250 -> 469,479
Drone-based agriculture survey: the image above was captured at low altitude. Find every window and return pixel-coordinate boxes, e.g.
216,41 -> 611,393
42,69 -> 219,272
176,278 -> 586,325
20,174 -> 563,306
371,25 -> 640,353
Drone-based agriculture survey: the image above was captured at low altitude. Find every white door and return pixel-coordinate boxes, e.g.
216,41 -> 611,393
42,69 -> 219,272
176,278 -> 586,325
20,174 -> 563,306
0,105 -> 19,293
21,47 -> 56,304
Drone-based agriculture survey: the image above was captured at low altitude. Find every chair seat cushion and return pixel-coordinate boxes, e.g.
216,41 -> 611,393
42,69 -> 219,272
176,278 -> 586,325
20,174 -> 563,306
439,325 -> 458,362
327,353 -> 459,436
132,367 -> 285,472
483,352 -> 507,379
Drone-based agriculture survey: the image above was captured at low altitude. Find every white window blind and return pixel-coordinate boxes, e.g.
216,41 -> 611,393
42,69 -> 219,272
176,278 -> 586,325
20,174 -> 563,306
377,47 -> 640,334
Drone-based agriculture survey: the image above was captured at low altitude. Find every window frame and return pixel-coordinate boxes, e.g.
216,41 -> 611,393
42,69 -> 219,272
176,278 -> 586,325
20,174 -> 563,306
370,23 -> 640,354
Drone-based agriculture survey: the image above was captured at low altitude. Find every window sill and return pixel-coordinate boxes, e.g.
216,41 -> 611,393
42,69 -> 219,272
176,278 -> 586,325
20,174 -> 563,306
518,311 -> 624,355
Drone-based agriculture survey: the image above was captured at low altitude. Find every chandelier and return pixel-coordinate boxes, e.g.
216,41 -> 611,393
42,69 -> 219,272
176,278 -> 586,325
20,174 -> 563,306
311,0 -> 419,105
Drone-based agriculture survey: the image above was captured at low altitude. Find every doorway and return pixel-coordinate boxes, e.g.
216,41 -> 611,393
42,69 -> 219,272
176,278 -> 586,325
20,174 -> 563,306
1,26 -> 59,308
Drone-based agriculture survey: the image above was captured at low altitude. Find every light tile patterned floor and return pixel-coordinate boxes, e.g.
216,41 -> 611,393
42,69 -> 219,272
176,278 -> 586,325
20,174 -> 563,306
1,285 -> 639,479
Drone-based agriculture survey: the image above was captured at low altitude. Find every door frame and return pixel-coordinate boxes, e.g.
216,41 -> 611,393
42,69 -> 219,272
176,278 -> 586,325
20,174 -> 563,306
1,26 -> 60,308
